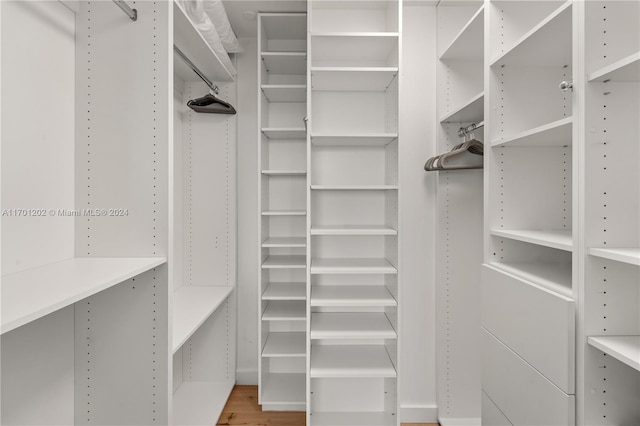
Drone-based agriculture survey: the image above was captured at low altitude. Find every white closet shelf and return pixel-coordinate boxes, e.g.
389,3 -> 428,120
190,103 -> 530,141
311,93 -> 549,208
262,301 -> 306,321
488,262 -> 572,299
588,52 -> 640,82
261,210 -> 307,216
587,336 -> 640,372
261,13 -> 307,42
311,33 -> 399,67
261,128 -> 307,139
311,225 -> 397,235
311,133 -> 398,146
173,1 -> 234,82
1,257 -> 166,334
490,1 -> 572,67
311,185 -> 398,191
491,229 -> 573,252
588,247 -> 640,266
262,255 -> 306,269
172,286 -> 233,353
261,170 -> 307,176
310,67 -> 398,91
261,52 -> 307,75
311,258 -> 398,275
262,373 -> 306,406
310,345 -> 396,378
261,237 -> 307,248
439,92 -> 484,123
311,285 -> 397,307
261,85 -> 307,102
491,117 -> 572,147
262,282 -> 307,301
172,381 -> 234,426
439,5 -> 484,61
309,412 -> 396,426
262,332 -> 306,357
311,312 -> 397,340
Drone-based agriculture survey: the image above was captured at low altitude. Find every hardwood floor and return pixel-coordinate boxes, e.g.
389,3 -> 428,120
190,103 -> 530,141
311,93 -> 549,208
217,386 -> 438,426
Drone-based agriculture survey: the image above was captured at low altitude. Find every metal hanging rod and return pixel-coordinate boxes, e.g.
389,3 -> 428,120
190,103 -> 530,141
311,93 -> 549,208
457,121 -> 484,138
173,46 -> 220,95
112,0 -> 137,21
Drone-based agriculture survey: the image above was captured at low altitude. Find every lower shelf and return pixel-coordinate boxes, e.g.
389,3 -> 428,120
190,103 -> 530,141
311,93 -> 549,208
311,345 -> 396,378
310,411 -> 396,426
262,373 -> 306,408
587,336 -> 640,372
263,332 -> 306,358
172,381 -> 234,426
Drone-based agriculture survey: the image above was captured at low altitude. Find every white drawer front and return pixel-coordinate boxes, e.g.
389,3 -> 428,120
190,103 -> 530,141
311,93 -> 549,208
482,391 -> 512,426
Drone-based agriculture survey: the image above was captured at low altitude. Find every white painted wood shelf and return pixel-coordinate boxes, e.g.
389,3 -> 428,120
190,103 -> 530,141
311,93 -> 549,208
262,373 -> 306,406
587,336 -> 640,372
309,412 -> 396,426
310,345 -> 396,378
261,128 -> 307,139
261,210 -> 307,216
311,225 -> 397,235
488,262 -> 572,299
262,282 -> 307,301
262,332 -> 306,358
439,91 -> 484,123
172,286 -> 233,353
311,33 -> 399,66
491,229 -> 573,252
261,85 -> 307,102
261,170 -> 307,176
311,285 -> 397,307
310,312 -> 397,340
310,67 -> 398,91
261,52 -> 307,75
261,237 -> 307,248
588,247 -> 640,266
172,381 -> 234,426
311,133 -> 398,146
262,301 -> 306,321
311,258 -> 398,274
492,117 -> 573,147
439,5 -> 484,61
311,185 -> 398,191
1,257 -> 166,334
588,51 -> 640,82
262,255 -> 307,269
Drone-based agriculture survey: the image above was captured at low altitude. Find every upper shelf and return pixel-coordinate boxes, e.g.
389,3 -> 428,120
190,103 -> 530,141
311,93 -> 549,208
491,117 -> 572,147
588,336 -> 640,372
311,33 -> 399,67
261,52 -> 307,75
311,133 -> 398,146
2,257 -> 166,334
261,128 -> 307,139
173,1 -> 234,82
261,85 -> 307,102
588,52 -> 640,82
440,92 -> 484,123
439,5 -> 484,61
311,67 -> 398,91
588,248 -> 640,266
491,229 -> 573,252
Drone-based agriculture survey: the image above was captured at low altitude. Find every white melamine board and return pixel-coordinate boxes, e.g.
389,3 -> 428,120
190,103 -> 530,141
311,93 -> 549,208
588,247 -> 640,266
1,257 -> 166,334
311,33 -> 399,67
588,51 -> 640,82
262,282 -> 306,300
311,345 -> 396,378
311,68 -> 398,91
311,185 -> 398,190
262,210 -> 307,216
310,313 -> 397,339
262,237 -> 307,248
262,332 -> 306,357
311,285 -> 397,307
261,128 -> 307,139
311,134 -> 398,146
482,265 -> 575,393
587,336 -> 640,372
311,225 -> 397,235
261,52 -> 307,75
492,117 -> 572,147
262,301 -> 306,321
488,262 -> 572,298
172,381 -> 234,426
172,286 -> 233,353
490,229 -> 573,252
261,85 -> 307,102
262,373 -> 306,405
311,258 -> 397,274
481,392 -> 512,426
439,5 -> 484,61
310,412 -> 396,426
440,92 -> 484,123
262,255 -> 306,269
261,170 -> 307,176
482,330 -> 575,426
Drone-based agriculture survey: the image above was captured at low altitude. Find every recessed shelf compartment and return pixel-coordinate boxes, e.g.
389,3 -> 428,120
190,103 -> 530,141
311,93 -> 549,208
488,262 -> 572,298
311,185 -> 398,191
261,85 -> 307,102
588,51 -> 640,82
310,345 -> 396,378
439,91 -> 484,123
311,285 -> 397,307
311,67 -> 398,91
309,412 -> 396,426
439,5 -> 484,61
261,52 -> 307,75
311,258 -> 397,274
1,257 -> 166,334
262,373 -> 306,406
588,248 -> 640,266
262,332 -> 306,357
261,170 -> 307,176
261,128 -> 307,139
587,336 -> 640,372
262,301 -> 306,321
262,282 -> 307,301
262,237 -> 307,248
491,117 -> 572,147
311,133 -> 398,146
311,312 -> 397,340
311,225 -> 397,235
262,255 -> 306,269
172,381 -> 234,426
172,286 -> 233,353
261,210 -> 307,216
491,229 -> 573,252
311,33 -> 399,67
260,13 -> 307,52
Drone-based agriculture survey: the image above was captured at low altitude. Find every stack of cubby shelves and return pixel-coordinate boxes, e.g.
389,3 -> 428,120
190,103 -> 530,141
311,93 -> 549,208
307,1 -> 401,425
258,12 -> 309,411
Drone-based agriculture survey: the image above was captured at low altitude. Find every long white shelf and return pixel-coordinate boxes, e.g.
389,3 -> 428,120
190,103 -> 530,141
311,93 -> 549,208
311,285 -> 397,307
491,229 -> 573,252
488,262 -> 572,299
311,133 -> 398,146
311,33 -> 399,66
492,117 -> 572,147
439,5 -> 484,61
311,225 -> 397,235
588,248 -> 640,266
261,52 -> 307,75
262,332 -> 306,357
261,85 -> 307,102
172,286 -> 233,353
311,258 -> 397,275
261,128 -> 307,139
1,257 -> 166,334
262,282 -> 306,301
588,52 -> 640,82
261,210 -> 307,216
261,255 -> 306,269
311,67 -> 398,91
262,301 -> 306,321
261,170 -> 307,176
262,237 -> 307,248
310,345 -> 396,378
440,92 -> 484,123
587,336 -> 640,372
172,381 -> 234,426
310,412 -> 396,426
262,373 -> 306,406
311,312 -> 397,340
311,185 -> 398,191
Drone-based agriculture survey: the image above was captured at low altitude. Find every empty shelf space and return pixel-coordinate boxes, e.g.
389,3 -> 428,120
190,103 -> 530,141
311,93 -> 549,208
311,33 -> 399,66
261,85 -> 307,102
439,5 -> 484,61
262,332 -> 306,357
311,312 -> 397,340
588,52 -> 640,82
311,285 -> 397,307
588,248 -> 640,266
311,185 -> 398,191
491,229 -> 573,252
310,412 -> 396,426
311,225 -> 397,235
491,1 -> 572,67
262,255 -> 306,269
588,336 -> 640,372
261,210 -> 307,216
173,286 -> 234,353
311,345 -> 396,378
439,92 -> 484,123
260,13 -> 307,42
262,282 -> 307,301
262,301 -> 306,321
261,170 -> 307,176
262,373 -> 306,406
311,67 -> 398,91
492,117 -> 572,147
1,257 -> 166,334
488,262 -> 572,298
261,52 -> 307,75
172,381 -> 234,426
261,128 -> 307,139
262,237 -> 307,248
311,258 -> 397,275
311,133 -> 398,146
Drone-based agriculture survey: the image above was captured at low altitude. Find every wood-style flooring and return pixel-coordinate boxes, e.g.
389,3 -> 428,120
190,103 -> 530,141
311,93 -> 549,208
217,386 -> 438,426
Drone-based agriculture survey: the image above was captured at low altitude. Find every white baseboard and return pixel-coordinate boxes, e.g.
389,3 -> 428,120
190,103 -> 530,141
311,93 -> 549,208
400,404 -> 438,423
235,368 -> 258,385
439,417 -> 482,426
